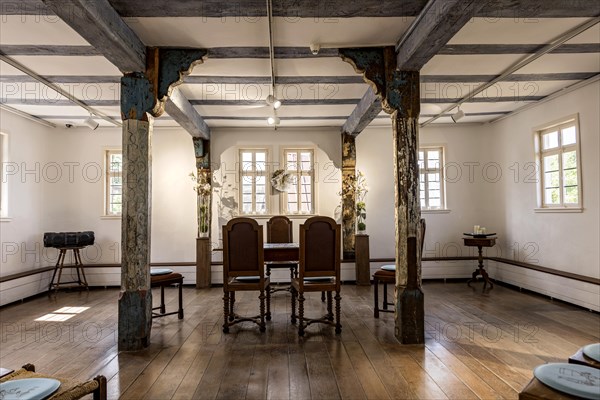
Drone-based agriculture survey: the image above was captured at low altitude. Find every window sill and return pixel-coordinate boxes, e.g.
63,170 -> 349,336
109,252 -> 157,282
422,209 -> 451,214
0,217 -> 12,222
101,215 -> 121,220
239,214 -> 317,219
534,207 -> 583,213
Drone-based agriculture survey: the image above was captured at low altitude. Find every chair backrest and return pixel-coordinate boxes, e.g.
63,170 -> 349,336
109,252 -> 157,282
299,216 -> 341,280
223,218 -> 264,280
267,215 -> 293,243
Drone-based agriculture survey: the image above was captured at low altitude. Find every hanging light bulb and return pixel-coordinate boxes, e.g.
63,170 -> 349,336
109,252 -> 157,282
266,94 -> 281,109
267,115 -> 280,125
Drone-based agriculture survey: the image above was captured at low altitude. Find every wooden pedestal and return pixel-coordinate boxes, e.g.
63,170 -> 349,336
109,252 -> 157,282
355,234 -> 370,285
196,237 -> 211,288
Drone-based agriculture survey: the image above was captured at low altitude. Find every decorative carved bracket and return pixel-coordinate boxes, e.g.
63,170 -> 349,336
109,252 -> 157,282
339,46 -> 419,117
121,47 -> 207,120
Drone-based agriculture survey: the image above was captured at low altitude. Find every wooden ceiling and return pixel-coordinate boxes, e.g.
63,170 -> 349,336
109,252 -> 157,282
0,0 -> 598,132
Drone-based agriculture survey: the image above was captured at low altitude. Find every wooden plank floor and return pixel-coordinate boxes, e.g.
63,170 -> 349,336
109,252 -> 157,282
1,282 -> 598,399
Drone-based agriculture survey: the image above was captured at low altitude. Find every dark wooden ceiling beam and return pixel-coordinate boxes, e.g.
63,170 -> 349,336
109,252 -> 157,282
1,73 -> 596,84
5,0 -> 599,17
164,89 -> 210,139
1,96 -> 546,107
396,0 -> 487,71
41,0 -> 146,72
39,0 -> 209,138
340,87 -> 382,135
3,44 -> 598,57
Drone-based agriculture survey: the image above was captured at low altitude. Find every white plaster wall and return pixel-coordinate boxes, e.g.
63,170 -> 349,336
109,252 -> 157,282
0,111 -> 59,304
356,124 -> 491,278
485,82 -> 600,310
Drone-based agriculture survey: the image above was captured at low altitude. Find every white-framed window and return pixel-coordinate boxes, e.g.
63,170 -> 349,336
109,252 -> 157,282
104,150 -> 122,216
239,148 -> 269,215
536,115 -> 582,209
283,148 -> 314,214
419,147 -> 445,210
0,132 -> 8,218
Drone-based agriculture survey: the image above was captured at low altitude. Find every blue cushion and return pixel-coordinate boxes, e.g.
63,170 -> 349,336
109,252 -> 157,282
234,276 -> 261,282
583,343 -> 600,362
533,363 -> 600,399
303,277 -> 333,283
380,265 -> 395,271
151,268 -> 174,276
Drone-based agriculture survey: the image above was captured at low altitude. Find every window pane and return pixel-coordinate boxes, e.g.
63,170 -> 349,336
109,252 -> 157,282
562,151 -> 577,170
427,173 -> 439,183
429,181 -> 440,190
109,154 -> 122,172
418,151 -> 425,169
543,155 -> 559,172
562,126 -> 576,145
542,131 -> 559,149
544,188 -> 560,204
242,152 -> 252,163
300,152 -> 312,171
243,203 -> 252,213
287,200 -> 298,213
429,198 -> 441,208
256,176 -> 266,185
544,171 -> 559,188
427,150 -> 440,169
563,168 -> 578,187
241,162 -> 254,174
256,185 -> 265,195
110,176 -> 121,186
242,183 -> 253,194
564,186 -> 578,204
429,190 -> 440,200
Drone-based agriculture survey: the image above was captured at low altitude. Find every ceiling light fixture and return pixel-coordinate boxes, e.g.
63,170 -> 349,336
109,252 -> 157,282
451,107 -> 465,123
265,0 -> 280,127
266,94 -> 281,109
83,114 -> 99,130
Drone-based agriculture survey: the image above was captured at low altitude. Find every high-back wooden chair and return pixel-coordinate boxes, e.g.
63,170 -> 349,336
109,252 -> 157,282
222,217 -> 271,333
266,216 -> 297,290
373,218 -> 426,318
290,216 -> 341,336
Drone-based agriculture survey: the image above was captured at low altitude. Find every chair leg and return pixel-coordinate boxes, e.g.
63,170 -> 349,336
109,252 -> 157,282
383,282 -> 388,310
326,291 -> 333,321
266,265 -> 272,277
266,285 -> 272,321
223,291 -> 230,333
291,287 -> 297,324
229,292 -> 235,321
373,277 -> 380,318
160,286 -> 166,314
335,291 -> 342,334
177,282 -> 184,319
321,291 -> 325,302
298,292 -> 305,336
259,290 -> 266,332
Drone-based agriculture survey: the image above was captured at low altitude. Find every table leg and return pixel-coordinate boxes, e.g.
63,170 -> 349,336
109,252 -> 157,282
466,245 -> 493,290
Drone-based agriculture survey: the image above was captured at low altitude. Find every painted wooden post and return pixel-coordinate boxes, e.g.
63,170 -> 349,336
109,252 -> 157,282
339,46 -> 423,344
119,73 -> 155,351
194,137 -> 212,288
341,132 -> 356,259
118,49 -> 206,351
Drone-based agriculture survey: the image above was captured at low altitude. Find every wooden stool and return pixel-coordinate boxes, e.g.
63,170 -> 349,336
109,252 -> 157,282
569,347 -> 600,369
373,268 -> 395,318
519,377 -> 582,399
48,246 -> 89,292
151,273 -> 184,319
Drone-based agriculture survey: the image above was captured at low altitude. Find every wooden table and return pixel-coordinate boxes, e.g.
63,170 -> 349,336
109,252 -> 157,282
264,243 -> 299,262
463,236 -> 496,290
